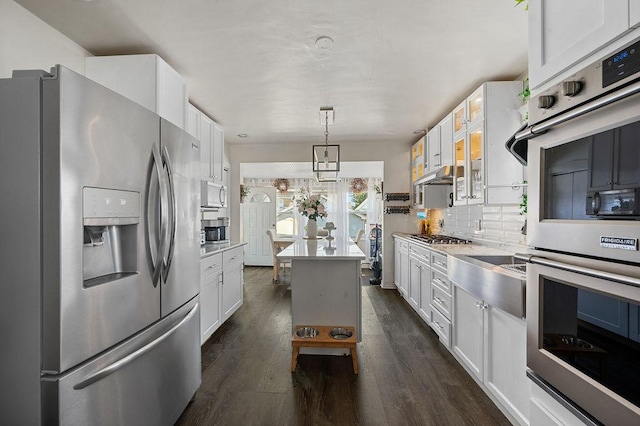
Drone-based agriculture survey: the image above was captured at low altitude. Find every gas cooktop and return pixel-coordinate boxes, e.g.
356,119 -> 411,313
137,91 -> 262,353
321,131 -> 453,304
409,234 -> 471,245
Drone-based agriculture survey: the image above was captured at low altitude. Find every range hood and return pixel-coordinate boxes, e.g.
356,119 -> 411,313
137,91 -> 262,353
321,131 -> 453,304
423,165 -> 453,185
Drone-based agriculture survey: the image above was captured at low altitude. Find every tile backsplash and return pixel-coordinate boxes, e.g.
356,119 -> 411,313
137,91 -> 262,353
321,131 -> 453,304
429,204 -> 526,245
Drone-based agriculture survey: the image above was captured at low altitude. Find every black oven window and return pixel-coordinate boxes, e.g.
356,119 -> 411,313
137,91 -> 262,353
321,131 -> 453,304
543,120 -> 640,220
542,278 -> 640,407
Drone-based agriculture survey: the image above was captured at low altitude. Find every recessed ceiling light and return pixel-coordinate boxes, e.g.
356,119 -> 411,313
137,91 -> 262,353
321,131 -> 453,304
315,36 -> 334,50
237,133 -> 248,138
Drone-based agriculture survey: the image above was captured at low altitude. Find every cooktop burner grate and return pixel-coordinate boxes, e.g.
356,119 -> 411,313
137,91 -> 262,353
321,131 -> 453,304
409,234 -> 471,245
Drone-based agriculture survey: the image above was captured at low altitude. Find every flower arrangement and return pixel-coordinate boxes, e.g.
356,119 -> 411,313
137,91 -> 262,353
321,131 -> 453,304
296,193 -> 327,221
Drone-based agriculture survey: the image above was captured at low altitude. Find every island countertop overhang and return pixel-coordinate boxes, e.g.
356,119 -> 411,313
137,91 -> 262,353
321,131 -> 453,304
277,237 -> 366,260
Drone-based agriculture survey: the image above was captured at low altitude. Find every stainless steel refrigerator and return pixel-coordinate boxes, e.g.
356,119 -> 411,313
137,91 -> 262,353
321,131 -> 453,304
0,65 -> 201,425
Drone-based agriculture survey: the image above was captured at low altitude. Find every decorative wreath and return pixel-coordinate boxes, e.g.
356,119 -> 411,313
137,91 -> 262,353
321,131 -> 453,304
273,178 -> 290,193
350,178 -> 367,194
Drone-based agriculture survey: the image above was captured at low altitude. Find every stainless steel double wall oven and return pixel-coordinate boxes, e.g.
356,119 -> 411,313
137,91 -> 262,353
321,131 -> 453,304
516,36 -> 640,425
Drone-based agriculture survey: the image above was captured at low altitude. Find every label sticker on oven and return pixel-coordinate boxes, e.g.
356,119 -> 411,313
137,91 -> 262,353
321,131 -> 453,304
600,236 -> 638,250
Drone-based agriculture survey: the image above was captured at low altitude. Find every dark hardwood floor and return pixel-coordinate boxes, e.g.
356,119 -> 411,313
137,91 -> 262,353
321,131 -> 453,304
176,266 -> 510,426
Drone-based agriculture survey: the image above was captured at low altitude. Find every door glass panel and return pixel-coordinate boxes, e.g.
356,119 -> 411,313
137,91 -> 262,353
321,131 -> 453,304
469,127 -> 483,199
454,137 -> 466,201
454,106 -> 466,134
468,90 -> 483,123
249,192 -> 271,203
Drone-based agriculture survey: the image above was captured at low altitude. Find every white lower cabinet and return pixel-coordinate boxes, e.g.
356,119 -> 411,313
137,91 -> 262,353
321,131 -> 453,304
429,251 -> 451,347
200,253 -> 222,345
394,237 -> 409,298
453,285 -> 530,425
485,306 -> 530,425
408,243 -> 431,322
453,286 -> 485,380
200,246 -> 244,345
222,246 -> 244,321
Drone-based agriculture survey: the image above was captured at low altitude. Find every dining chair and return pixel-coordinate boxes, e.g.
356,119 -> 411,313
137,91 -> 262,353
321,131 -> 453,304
266,229 -> 291,282
354,228 -> 365,251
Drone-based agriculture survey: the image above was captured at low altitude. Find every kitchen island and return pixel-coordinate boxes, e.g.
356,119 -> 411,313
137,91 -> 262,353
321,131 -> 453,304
277,237 -> 366,355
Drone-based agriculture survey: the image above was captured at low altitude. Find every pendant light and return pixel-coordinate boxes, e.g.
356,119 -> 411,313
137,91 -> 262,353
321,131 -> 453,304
313,107 -> 340,182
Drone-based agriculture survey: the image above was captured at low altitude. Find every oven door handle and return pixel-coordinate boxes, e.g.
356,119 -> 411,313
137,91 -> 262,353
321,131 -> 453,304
515,79 -> 640,142
515,253 -> 640,287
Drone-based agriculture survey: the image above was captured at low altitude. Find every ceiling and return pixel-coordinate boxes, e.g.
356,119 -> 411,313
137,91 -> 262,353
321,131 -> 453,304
15,0 -> 528,147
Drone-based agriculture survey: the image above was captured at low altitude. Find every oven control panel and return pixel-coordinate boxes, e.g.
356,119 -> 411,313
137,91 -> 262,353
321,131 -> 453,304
529,36 -> 640,126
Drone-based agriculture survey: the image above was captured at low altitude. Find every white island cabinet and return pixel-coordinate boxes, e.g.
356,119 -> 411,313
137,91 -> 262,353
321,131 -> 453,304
278,237 -> 365,355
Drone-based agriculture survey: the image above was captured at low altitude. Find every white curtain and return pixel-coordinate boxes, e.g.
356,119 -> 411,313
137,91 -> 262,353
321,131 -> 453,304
243,177 -> 381,241
325,179 -> 350,239
366,178 -> 383,258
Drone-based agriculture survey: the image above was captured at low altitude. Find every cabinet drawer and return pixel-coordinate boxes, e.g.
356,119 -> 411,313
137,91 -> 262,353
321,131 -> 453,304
431,251 -> 447,273
201,253 -> 222,279
430,307 -> 451,347
223,246 -> 244,270
408,243 -> 430,264
431,284 -> 452,320
430,268 -> 450,295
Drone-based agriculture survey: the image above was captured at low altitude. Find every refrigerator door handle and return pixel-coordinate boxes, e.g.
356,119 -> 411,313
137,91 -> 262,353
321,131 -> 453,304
161,146 -> 177,280
72,302 -> 199,390
149,143 -> 168,287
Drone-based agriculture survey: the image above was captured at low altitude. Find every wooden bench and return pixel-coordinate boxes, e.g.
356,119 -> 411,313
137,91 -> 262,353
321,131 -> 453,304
291,325 -> 358,374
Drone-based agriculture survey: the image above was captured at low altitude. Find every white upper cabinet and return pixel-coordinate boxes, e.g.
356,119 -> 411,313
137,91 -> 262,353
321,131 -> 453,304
200,114 -> 214,181
187,104 -> 225,184
528,0 -> 631,90
85,54 -> 187,129
186,103 -> 201,139
426,114 -> 453,175
453,82 -> 524,206
212,122 -> 225,185
632,2 -> 640,28
411,136 -> 426,183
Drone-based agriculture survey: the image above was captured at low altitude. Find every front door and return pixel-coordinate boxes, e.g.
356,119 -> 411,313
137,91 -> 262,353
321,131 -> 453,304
243,187 -> 276,266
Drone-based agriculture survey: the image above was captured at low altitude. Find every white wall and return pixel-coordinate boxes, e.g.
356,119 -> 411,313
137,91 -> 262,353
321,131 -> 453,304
229,140 -> 416,287
0,0 -> 90,78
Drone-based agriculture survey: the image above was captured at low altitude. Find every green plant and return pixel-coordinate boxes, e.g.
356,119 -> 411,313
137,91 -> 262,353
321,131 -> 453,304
519,181 -> 527,215
519,78 -> 530,104
240,184 -> 250,201
514,0 -> 528,11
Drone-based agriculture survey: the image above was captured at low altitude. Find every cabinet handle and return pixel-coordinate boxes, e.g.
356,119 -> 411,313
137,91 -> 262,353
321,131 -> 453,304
435,296 -> 445,305
207,264 -> 219,270
434,261 -> 446,268
434,321 -> 443,330
432,277 -> 446,287
474,301 -> 487,310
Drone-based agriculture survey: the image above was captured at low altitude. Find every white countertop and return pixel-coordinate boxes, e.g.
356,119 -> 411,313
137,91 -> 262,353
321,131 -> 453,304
277,237 -> 366,260
200,241 -> 246,259
392,232 -> 528,258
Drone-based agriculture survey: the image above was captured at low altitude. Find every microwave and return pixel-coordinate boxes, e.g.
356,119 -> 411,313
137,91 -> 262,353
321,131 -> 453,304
201,181 -> 226,208
586,188 -> 640,217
